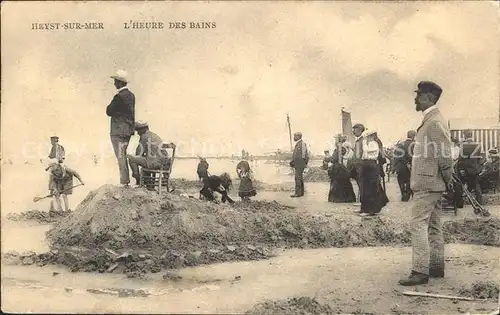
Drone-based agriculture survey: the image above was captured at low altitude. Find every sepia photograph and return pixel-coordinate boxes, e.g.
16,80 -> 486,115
1,1 -> 499,313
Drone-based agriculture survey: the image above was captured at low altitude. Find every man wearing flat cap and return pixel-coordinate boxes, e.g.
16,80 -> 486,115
399,81 -> 453,286
127,121 -> 175,186
290,132 -> 309,197
106,70 -> 135,187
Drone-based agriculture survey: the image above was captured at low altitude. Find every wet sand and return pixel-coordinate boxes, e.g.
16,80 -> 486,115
2,245 -> 499,314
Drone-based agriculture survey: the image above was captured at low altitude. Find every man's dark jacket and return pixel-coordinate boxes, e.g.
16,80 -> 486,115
393,139 -> 414,174
291,140 -> 309,169
106,88 -> 135,137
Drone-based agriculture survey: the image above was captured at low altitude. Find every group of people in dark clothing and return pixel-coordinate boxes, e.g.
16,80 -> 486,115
320,117 -> 499,218
389,128 -> 500,207
452,130 -> 499,205
322,124 -> 389,217
479,148 -> 500,193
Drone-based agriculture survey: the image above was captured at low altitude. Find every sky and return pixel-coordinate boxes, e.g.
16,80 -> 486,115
1,1 -> 499,160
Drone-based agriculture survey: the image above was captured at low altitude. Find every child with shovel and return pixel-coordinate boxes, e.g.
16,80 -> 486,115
45,162 -> 84,212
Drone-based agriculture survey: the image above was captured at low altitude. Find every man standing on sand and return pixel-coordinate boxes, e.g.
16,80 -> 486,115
106,70 -> 135,188
290,132 -> 309,198
351,123 -> 365,206
48,136 -> 65,162
399,81 -> 453,286
393,130 -> 416,201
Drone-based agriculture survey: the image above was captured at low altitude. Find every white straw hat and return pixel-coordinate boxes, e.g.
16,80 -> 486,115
110,69 -> 129,83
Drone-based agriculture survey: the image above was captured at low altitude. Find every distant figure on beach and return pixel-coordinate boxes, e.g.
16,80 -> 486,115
46,162 -> 84,212
322,150 -> 330,170
290,132 -> 309,198
200,172 -> 235,204
106,69 -> 135,188
197,157 -> 209,181
236,159 -> 257,201
48,136 -> 65,163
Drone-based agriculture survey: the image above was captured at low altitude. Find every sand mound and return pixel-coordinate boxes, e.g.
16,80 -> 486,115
170,178 -> 201,191
443,217 -> 500,247
6,209 -> 72,224
458,281 -> 499,300
40,185 -> 412,274
46,185 -> 412,253
12,184 -> 494,275
245,297 -> 337,315
303,167 -> 329,182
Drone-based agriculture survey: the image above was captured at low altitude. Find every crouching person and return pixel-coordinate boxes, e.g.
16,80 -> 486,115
200,172 -> 235,204
127,121 -> 175,187
46,162 -> 84,212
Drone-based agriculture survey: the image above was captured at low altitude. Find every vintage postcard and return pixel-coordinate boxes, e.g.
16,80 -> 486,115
1,1 -> 499,314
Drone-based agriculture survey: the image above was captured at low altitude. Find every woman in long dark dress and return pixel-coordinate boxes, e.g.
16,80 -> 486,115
358,131 -> 389,217
328,142 -> 356,203
236,160 -> 257,201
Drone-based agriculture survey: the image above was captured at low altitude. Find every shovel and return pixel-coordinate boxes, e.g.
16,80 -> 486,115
33,184 -> 83,202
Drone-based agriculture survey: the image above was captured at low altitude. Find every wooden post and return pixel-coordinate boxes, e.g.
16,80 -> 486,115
158,171 -> 162,196
402,291 -> 486,302
165,171 -> 169,193
287,112 -> 293,152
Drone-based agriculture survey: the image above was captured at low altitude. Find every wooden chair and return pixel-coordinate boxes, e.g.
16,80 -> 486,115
139,144 -> 175,196
140,167 -> 171,196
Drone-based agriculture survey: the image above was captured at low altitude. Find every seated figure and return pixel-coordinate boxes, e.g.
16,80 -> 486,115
127,121 -> 175,187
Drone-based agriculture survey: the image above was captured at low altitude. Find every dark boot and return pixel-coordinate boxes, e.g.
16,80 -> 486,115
398,271 -> 429,286
429,268 -> 445,278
